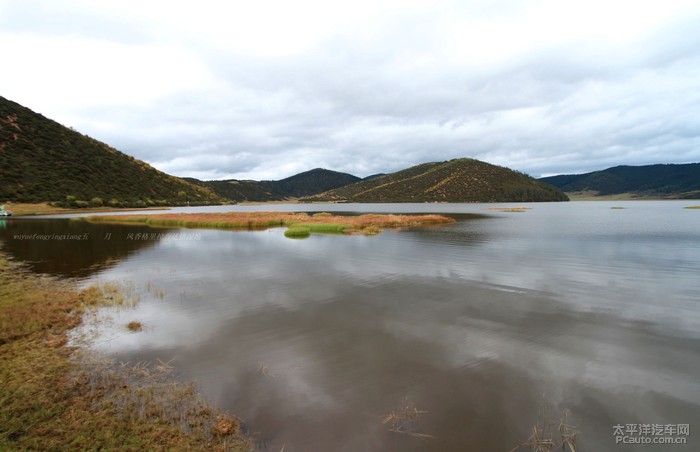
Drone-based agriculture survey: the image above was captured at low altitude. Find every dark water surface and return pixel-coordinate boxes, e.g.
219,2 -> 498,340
2,201 -> 699,451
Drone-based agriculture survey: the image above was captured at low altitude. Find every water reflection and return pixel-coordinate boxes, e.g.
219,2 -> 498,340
0,219 -> 168,278
104,274 -> 700,451
3,202 -> 700,451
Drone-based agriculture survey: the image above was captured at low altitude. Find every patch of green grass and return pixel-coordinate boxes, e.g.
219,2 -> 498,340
284,227 -> 311,238
684,206 -> 700,209
304,223 -> 347,234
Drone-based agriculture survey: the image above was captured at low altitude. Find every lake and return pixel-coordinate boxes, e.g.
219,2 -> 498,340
2,201 -> 699,451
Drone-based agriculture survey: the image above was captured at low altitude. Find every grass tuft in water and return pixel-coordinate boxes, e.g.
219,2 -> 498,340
485,206 -> 532,213
510,408 -> 578,452
284,227 -> 311,238
381,398 -> 433,441
363,225 -> 382,235
126,321 -> 143,332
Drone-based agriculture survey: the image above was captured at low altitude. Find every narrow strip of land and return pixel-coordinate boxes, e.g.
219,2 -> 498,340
5,202 -> 173,217
78,211 -> 456,237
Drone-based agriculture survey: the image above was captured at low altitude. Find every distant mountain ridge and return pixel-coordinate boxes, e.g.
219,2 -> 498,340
187,168 -> 361,202
0,95 -> 220,207
273,168 -> 361,197
183,178 -> 286,202
308,158 -> 569,202
539,163 -> 700,198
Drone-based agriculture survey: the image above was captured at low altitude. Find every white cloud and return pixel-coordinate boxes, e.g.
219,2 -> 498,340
1,0 -> 699,179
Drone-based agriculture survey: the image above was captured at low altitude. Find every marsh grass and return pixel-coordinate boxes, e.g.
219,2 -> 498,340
80,211 -> 455,238
510,409 -> 578,452
685,206 -> 700,209
76,353 -> 246,443
298,223 -> 346,234
0,254 -> 250,450
284,227 -> 311,238
381,398 -> 433,440
144,281 -> 166,299
95,280 -> 140,307
363,225 -> 382,235
127,321 -> 143,332
485,207 -> 532,213
254,364 -> 275,378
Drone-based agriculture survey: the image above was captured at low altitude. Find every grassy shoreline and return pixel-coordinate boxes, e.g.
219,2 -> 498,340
76,211 -> 455,236
4,202 -> 174,217
0,254 -> 250,450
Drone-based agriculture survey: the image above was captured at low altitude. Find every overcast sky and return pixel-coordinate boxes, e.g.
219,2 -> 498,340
2,0 -> 699,180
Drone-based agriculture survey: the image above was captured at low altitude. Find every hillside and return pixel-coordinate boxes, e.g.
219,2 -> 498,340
0,96 -> 221,207
540,163 -> 700,199
273,168 -> 361,198
184,178 -> 286,202
188,168 -> 361,202
308,158 -> 569,202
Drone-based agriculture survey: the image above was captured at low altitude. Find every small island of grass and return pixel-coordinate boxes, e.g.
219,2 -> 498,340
77,212 -> 455,236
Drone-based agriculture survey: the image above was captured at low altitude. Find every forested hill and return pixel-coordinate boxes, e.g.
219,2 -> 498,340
308,158 -> 569,202
0,96 -> 220,207
539,163 -> 700,198
187,168 -> 361,202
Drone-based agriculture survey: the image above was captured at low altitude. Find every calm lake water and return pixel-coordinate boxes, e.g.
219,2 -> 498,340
2,201 -> 699,451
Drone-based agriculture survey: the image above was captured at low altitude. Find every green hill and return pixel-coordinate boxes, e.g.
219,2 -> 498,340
187,168 -> 361,202
307,158 -> 569,202
539,163 -> 700,198
0,96 -> 221,207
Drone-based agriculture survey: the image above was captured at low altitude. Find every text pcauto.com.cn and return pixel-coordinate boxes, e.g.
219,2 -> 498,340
613,424 -> 689,445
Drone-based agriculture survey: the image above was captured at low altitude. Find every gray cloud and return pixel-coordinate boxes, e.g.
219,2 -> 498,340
2,1 -> 699,180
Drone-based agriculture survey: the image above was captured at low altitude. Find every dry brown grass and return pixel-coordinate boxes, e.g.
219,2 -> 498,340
381,398 -> 434,440
0,254 -> 250,450
511,409 -> 578,452
127,321 -> 143,332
